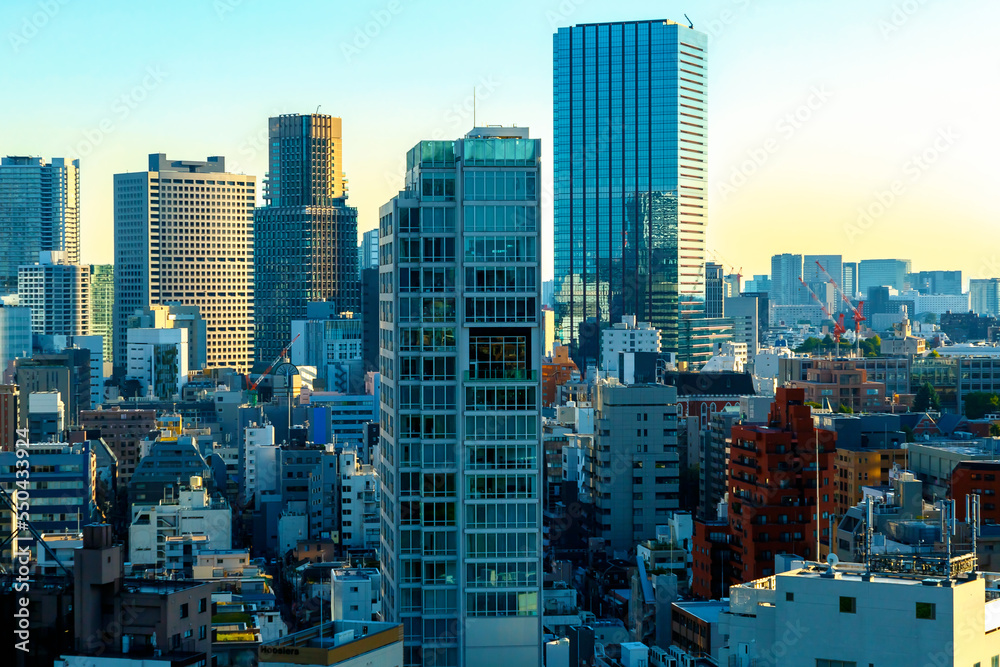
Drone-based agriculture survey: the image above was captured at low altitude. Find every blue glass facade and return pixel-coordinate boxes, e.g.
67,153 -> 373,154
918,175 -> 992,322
553,20 -> 708,363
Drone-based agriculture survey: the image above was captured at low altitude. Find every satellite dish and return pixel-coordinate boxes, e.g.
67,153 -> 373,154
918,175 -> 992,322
827,552 -> 839,569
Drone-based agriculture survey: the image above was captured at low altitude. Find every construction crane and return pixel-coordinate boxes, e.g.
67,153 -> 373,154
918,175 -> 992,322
813,260 -> 867,356
799,277 -> 846,352
248,333 -> 301,406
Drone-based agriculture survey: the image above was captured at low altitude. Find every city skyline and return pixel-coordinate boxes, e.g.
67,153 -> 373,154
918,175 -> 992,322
2,0 -> 998,282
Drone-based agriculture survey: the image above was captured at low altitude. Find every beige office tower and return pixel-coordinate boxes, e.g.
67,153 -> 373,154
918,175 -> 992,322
113,154 -> 255,372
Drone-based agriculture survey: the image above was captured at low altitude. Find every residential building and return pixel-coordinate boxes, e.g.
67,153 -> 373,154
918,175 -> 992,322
359,227 -> 379,274
129,476 -> 232,568
553,20 -> 708,364
89,264 -> 114,362
789,359 -> 887,412
128,303 -> 207,371
308,382 -> 380,454
27,390 -> 64,441
542,345 -> 579,407
600,316 -> 661,374
79,407 -> 156,485
0,156 -> 79,287
339,446 -> 379,551
858,258 -> 911,294
254,114 -> 359,364
670,601 -> 726,658
378,127 -> 543,665
728,388 -> 836,583
719,558 -> 1000,667
691,517 -> 731,600
700,408 -> 739,520
589,382 -> 680,552
18,251 -> 91,336
0,304 -> 31,377
0,440 -> 98,560
113,153 -> 254,371
128,435 -> 216,508
971,277 -> 1000,317
243,423 -> 278,504
854,356 -> 910,398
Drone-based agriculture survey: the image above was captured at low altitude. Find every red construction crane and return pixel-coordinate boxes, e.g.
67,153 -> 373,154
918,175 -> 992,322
249,333 -> 302,392
813,260 -> 867,355
798,276 -> 846,351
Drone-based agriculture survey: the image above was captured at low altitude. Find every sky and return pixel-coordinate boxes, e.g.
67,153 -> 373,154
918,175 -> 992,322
1,0 -> 998,284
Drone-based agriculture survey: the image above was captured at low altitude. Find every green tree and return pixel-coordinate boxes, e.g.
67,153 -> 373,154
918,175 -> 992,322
795,337 -> 823,354
924,312 -> 938,325
914,382 -> 941,412
902,425 -> 916,442
964,392 -> 1000,420
805,401 -> 822,410
837,404 -> 854,414
990,423 -> 1000,438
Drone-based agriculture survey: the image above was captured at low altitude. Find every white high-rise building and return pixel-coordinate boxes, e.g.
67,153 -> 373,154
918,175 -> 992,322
600,315 -> 661,373
18,251 -> 91,336
125,327 -> 188,400
379,128 -> 543,666
0,156 -> 80,287
113,154 -> 254,371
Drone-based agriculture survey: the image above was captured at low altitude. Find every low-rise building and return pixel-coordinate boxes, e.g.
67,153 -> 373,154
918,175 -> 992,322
258,620 -> 403,667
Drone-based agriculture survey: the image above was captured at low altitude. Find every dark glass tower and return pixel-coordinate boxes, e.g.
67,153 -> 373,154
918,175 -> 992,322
253,114 -> 359,362
553,20 -> 708,365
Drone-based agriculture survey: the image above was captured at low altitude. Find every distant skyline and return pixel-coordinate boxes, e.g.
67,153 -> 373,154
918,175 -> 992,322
2,0 -> 998,283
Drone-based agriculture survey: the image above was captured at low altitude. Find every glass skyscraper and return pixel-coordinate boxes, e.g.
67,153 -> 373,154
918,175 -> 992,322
254,114 -> 359,363
378,128 -> 542,667
0,156 -> 80,288
553,20 -> 708,364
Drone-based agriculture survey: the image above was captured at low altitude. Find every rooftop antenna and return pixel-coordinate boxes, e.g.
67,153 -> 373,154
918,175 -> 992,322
684,13 -> 694,29
316,105 -> 322,114
473,86 -> 476,128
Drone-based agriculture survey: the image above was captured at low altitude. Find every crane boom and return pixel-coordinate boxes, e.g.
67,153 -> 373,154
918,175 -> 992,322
250,333 -> 302,391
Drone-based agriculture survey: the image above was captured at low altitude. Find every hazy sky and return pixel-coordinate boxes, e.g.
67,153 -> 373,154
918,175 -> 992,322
2,0 -> 998,283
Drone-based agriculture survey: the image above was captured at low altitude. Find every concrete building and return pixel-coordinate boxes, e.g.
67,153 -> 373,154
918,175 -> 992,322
724,295 -> 760,362
14,348 -> 92,427
129,476 -> 232,568
128,303 -> 207,372
789,359 -> 887,413
728,388 -> 836,583
858,258 -> 911,294
719,558 -> 1000,667
589,382 -> 680,552
79,407 -> 156,485
358,227 -> 379,275
339,446 -> 379,551
114,153 -> 254,371
126,327 -> 189,400
0,384 -> 18,450
128,435 -> 216,508
89,264 -> 114,363
0,303 -> 31,377
600,316 -> 661,373
331,568 -> 381,621
254,114 -> 359,364
18,251 -> 91,336
0,156 -> 79,287
770,254 -> 805,306
554,20 -> 708,364
971,277 -> 1000,317
378,127 -> 543,665
27,390 -> 64,441
360,267 -> 379,374
35,334 -> 106,408
243,423 -> 279,503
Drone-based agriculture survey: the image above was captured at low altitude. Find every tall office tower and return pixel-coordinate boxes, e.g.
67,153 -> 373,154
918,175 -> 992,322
113,154 -> 255,372
359,228 -> 379,275
379,128 -> 542,667
769,253 -> 805,306
705,262 -> 724,318
18,251 -> 91,336
970,278 -> 1000,317
254,114 -> 359,363
553,20 -> 708,365
89,264 -> 114,361
0,305 -> 31,379
858,258 -> 911,294
0,156 -> 80,288
842,262 -> 858,298
909,269 -> 962,295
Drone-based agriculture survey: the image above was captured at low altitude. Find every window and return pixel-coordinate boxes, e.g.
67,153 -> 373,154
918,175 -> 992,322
839,596 -> 856,614
180,603 -> 189,618
816,661 -> 857,667
915,602 -> 935,620
199,598 -> 207,613
786,592 -> 794,602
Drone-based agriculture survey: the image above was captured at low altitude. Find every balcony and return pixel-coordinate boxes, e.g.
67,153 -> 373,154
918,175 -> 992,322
464,370 -> 537,382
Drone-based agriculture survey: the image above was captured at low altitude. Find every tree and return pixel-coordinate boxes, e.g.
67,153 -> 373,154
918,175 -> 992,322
914,382 -> 941,412
795,337 -> 823,354
990,423 -> 1000,438
924,312 -> 938,325
837,404 -> 854,414
964,392 -> 1000,420
805,401 -> 822,410
902,425 -> 916,443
